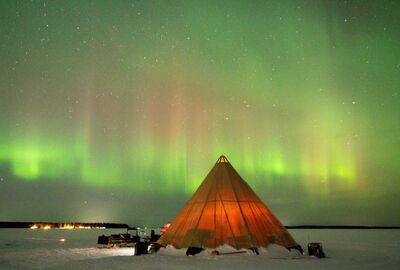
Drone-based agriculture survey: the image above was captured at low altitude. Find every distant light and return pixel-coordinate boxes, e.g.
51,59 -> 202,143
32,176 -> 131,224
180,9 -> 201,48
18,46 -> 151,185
30,225 -> 38,229
59,238 -> 66,242
44,225 -> 51,230
78,225 -> 91,229
60,224 -> 74,230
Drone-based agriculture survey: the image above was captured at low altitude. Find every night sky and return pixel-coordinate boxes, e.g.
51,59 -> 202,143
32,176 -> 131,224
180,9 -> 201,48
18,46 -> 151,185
1,0 -> 399,227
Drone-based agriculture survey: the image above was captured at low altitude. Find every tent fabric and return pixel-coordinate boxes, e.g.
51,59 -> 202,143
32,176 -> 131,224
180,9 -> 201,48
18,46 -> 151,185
157,155 -> 298,250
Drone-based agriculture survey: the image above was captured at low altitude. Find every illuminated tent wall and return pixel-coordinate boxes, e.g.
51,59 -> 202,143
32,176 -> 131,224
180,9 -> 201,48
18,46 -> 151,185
158,155 -> 298,250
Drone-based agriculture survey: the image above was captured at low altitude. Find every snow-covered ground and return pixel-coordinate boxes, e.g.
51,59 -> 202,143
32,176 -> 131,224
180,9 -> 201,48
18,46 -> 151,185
0,228 -> 399,270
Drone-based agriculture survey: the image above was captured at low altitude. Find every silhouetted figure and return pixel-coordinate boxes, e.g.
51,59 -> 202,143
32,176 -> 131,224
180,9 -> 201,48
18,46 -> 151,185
150,229 -> 160,242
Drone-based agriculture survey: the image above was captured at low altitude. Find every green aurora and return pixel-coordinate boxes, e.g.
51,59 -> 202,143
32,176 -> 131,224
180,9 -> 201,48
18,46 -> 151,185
0,0 -> 399,226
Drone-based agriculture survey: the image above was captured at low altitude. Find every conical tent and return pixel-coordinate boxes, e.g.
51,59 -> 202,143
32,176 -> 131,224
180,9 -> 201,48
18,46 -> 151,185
158,155 -> 299,250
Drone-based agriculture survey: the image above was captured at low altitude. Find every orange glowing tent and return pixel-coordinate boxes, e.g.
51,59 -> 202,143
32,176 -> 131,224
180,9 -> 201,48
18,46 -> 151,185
157,155 -> 299,251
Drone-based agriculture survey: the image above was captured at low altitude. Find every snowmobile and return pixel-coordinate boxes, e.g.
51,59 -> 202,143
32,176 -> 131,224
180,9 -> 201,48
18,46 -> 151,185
97,227 -> 140,248
98,227 -> 161,255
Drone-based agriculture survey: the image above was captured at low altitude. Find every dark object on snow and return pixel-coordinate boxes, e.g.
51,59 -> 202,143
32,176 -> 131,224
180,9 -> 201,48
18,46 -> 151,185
97,227 -> 164,256
97,233 -> 139,247
97,228 -> 140,247
134,241 -> 149,256
308,242 -> 325,258
249,248 -> 259,255
186,246 -> 203,256
97,234 -> 139,247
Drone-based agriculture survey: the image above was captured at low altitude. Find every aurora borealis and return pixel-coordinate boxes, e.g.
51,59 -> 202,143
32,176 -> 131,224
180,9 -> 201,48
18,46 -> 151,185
1,0 -> 399,226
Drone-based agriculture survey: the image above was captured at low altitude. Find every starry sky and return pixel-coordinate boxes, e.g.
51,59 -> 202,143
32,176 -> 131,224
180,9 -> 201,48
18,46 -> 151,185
0,0 -> 399,227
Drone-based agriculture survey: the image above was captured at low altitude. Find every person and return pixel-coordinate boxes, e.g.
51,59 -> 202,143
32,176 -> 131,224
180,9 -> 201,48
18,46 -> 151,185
150,229 -> 160,242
